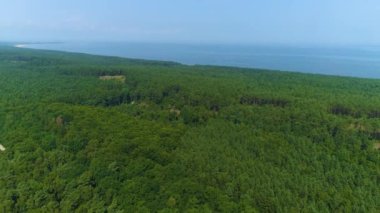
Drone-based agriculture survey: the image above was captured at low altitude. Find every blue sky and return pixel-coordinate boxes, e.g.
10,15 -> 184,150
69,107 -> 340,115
1,0 -> 380,44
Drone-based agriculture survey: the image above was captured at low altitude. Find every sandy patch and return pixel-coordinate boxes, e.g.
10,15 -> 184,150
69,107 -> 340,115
14,44 -> 27,48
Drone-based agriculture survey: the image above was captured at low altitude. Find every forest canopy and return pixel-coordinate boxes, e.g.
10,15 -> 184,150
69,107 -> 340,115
0,46 -> 379,212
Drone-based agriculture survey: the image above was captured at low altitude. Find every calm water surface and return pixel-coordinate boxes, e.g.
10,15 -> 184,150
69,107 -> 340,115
23,42 -> 380,78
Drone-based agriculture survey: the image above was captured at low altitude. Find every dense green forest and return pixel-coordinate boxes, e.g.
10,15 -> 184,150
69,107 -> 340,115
0,45 -> 379,212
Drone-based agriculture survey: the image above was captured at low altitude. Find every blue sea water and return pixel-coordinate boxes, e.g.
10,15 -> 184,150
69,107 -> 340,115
22,42 -> 380,79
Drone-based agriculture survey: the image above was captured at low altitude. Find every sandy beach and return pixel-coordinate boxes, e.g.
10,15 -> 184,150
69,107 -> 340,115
14,44 -> 27,48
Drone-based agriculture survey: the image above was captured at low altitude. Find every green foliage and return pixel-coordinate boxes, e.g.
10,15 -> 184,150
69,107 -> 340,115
0,46 -> 379,212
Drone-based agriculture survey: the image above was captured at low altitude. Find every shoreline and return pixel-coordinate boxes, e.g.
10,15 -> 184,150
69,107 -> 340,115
13,42 -> 63,48
8,42 -> 380,80
14,44 -> 27,48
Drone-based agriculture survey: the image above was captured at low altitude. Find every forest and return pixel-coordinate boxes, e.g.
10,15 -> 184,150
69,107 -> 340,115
0,45 -> 379,212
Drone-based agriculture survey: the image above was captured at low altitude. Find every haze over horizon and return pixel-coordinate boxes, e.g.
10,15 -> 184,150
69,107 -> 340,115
1,0 -> 380,45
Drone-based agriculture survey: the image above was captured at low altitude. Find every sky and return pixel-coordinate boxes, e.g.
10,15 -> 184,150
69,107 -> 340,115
1,0 -> 380,45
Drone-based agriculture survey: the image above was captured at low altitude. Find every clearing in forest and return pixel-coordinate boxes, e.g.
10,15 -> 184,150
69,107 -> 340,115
99,75 -> 126,83
374,143 -> 380,150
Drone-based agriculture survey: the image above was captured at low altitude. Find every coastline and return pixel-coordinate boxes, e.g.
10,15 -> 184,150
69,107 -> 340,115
13,42 -> 62,48
14,44 -> 27,48
8,42 -> 380,79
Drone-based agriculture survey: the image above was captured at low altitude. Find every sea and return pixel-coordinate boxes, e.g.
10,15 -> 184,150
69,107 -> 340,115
19,42 -> 380,79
